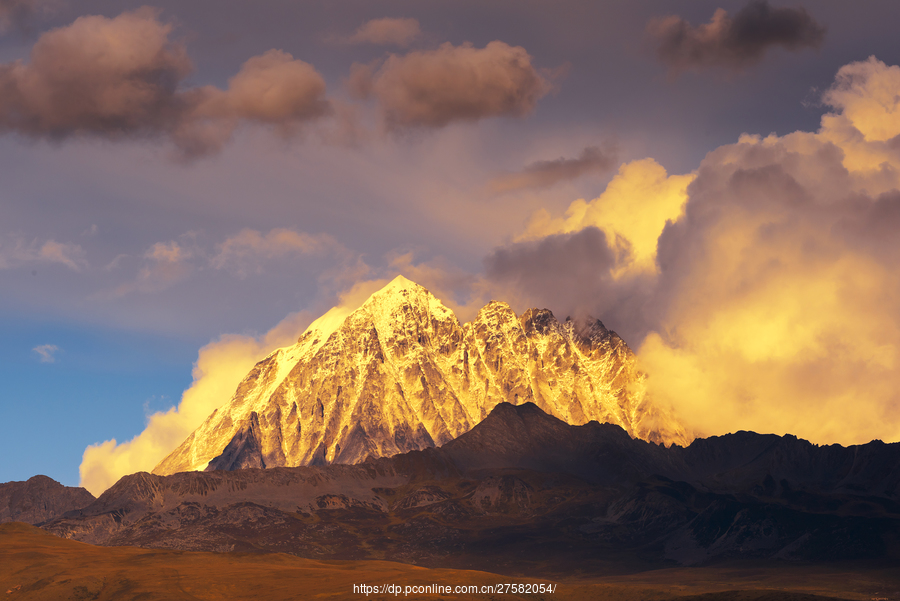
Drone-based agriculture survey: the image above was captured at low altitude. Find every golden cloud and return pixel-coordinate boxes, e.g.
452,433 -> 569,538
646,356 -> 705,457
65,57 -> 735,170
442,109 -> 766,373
521,158 -> 694,276
78,310 -> 314,496
498,56 -> 900,445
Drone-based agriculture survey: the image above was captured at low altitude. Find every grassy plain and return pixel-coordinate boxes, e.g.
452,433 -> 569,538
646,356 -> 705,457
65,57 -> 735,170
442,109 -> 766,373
2,523 -> 897,601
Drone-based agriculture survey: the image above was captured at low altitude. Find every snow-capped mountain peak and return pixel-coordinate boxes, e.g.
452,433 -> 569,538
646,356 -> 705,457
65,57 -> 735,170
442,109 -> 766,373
153,277 -> 690,476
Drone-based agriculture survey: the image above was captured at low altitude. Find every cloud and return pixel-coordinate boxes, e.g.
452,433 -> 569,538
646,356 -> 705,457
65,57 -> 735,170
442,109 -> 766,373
345,17 -> 421,47
520,158 -> 695,276
640,146 -> 900,444
78,273 -> 415,495
0,0 -> 57,33
0,8 -> 191,136
0,9 -> 330,156
32,344 -> 59,363
211,228 -> 342,276
79,309 -> 315,496
106,228 -> 352,296
349,41 -> 550,130
822,56 -> 900,144
220,50 -> 329,125
647,0 -> 825,74
112,240 -> 193,296
0,234 -> 86,271
180,50 -> 330,155
491,56 -> 900,446
484,227 -> 658,337
488,144 -> 618,193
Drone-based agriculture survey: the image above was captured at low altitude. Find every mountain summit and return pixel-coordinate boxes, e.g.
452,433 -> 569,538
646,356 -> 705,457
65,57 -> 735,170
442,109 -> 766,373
153,276 -> 689,475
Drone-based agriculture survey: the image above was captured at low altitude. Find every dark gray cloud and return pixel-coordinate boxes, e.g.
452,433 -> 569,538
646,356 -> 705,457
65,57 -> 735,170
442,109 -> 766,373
484,227 -> 656,341
0,9 -> 330,157
0,0 -> 56,33
349,41 -> 550,130
488,144 -> 618,193
647,1 -> 825,73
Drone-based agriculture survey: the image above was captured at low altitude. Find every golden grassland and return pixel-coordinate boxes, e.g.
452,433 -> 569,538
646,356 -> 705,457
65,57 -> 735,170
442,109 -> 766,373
2,522 -> 898,601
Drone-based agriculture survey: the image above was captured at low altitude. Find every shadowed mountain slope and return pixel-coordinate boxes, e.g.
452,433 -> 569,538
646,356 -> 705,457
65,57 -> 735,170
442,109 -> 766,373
42,403 -> 900,572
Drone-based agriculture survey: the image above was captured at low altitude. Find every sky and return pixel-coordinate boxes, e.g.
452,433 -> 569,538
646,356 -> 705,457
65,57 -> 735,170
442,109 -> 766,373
2,0 -> 900,493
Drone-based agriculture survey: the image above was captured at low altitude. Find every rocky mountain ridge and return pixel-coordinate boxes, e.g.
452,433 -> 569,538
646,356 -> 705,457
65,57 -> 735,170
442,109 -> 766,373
153,275 -> 690,477
0,475 -> 94,524
41,403 -> 900,571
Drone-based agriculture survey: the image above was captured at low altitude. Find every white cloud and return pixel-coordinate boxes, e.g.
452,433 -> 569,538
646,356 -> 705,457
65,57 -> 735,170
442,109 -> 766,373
33,344 -> 59,363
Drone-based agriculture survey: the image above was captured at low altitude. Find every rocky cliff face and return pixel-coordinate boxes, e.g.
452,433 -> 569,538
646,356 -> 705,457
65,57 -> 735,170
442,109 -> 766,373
44,403 -> 900,569
0,475 -> 95,524
153,275 -> 690,476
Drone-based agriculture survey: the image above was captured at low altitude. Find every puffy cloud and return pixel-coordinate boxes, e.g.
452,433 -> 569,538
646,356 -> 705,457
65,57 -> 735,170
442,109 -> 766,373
0,8 -> 191,137
641,139 -> 900,444
823,56 -> 900,150
647,0 -> 825,74
350,41 -> 550,130
182,50 -> 330,155
32,344 -> 59,363
345,17 -> 421,47
493,57 -> 900,446
0,234 -> 86,271
521,158 -> 695,276
222,51 -> 328,124
78,309 -> 314,495
211,228 -> 341,276
488,144 -> 618,193
0,9 -> 330,156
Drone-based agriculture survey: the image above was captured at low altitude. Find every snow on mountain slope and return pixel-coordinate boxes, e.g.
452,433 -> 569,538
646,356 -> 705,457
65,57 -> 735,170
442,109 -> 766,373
153,276 -> 690,476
